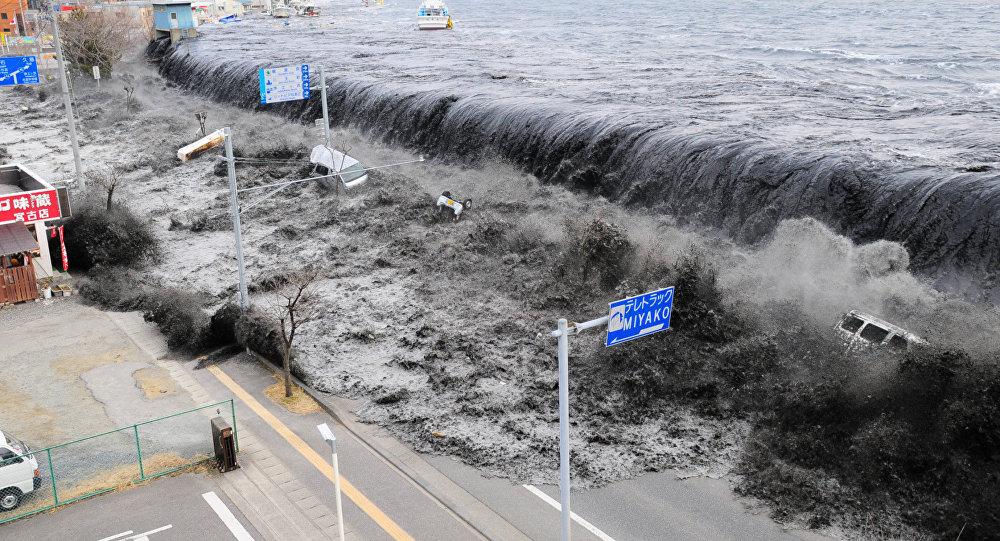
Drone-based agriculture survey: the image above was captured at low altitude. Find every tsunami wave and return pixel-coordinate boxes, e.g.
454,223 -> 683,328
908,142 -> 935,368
149,40 -> 1000,289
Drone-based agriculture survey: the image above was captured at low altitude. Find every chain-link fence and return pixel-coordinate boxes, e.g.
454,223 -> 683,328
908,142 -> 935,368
0,399 -> 237,524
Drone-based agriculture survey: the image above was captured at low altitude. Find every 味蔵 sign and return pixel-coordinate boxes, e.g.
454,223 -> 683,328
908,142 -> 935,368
0,189 -> 62,225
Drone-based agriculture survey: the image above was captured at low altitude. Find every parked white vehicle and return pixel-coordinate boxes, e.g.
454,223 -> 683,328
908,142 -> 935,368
0,429 -> 41,511
835,310 -> 926,352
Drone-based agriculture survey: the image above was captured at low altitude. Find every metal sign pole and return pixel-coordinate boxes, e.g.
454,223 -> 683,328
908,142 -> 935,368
557,317 -> 571,541
224,127 -> 249,310
319,65 -> 331,150
50,10 -> 84,188
546,315 -> 610,541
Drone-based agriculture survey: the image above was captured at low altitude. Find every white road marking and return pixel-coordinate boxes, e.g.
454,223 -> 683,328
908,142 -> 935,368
203,491 -> 256,541
522,484 -> 618,541
97,531 -> 133,541
128,525 -> 172,540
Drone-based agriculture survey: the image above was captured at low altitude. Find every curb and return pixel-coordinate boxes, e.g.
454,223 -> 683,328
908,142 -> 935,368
245,350 -> 509,541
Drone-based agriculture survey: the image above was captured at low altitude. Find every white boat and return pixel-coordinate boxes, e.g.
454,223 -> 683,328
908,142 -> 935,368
417,0 -> 451,30
272,5 -> 292,17
297,4 -> 320,16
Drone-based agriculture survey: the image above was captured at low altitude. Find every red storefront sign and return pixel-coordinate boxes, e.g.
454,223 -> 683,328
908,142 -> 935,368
0,189 -> 61,225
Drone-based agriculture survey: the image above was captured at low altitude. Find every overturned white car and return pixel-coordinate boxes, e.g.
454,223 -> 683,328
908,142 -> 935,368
310,145 -> 369,191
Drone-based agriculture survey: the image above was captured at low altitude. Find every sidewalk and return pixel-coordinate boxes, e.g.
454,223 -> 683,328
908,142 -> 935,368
109,311 -> 354,541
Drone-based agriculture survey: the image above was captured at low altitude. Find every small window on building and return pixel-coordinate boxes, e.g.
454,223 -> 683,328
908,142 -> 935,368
887,335 -> 908,352
170,12 -> 177,19
859,324 -> 890,344
1,13 -> 8,20
840,315 -> 864,334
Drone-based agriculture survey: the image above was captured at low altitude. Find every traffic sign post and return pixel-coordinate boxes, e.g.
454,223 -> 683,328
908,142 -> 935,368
543,286 -> 674,541
0,55 -> 40,86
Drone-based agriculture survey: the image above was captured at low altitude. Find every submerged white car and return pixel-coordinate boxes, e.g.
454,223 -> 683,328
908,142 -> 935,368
310,145 -> 369,191
836,310 -> 926,352
0,429 -> 41,511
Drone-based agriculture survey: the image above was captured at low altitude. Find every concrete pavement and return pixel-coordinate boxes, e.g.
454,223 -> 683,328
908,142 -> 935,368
0,473 -> 262,541
109,310 -> 350,541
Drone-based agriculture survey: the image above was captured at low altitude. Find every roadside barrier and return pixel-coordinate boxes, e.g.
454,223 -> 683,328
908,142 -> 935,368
0,399 -> 237,524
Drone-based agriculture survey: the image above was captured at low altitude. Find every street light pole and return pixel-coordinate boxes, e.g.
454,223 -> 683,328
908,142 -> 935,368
317,423 -> 345,541
223,126 -> 249,310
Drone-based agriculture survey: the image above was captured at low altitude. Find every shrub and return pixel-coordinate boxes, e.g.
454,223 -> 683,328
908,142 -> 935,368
75,270 -> 146,310
142,289 -> 209,350
63,201 -> 159,271
233,307 -> 285,364
78,273 -> 211,352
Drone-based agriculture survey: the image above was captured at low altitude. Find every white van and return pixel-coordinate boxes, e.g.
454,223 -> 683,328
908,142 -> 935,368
0,429 -> 41,511
310,145 -> 369,191
836,310 -> 925,352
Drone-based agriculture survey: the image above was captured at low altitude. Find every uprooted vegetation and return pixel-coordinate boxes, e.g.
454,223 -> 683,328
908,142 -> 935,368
38,78 -> 1000,539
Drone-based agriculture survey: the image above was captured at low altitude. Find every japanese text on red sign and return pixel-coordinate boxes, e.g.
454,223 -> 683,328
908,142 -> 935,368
0,189 -> 61,225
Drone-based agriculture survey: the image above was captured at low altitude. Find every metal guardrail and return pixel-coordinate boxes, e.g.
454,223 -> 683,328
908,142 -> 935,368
0,399 -> 237,524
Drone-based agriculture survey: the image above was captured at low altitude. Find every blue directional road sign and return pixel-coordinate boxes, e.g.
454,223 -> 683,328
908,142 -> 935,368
0,56 -> 40,87
606,286 -> 674,346
258,64 -> 310,105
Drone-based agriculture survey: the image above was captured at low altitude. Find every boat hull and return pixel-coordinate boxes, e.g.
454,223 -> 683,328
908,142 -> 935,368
417,15 -> 450,30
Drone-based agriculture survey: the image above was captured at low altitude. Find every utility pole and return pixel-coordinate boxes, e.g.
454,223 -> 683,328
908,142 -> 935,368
50,9 -> 84,188
224,127 -> 249,310
319,65 -> 330,150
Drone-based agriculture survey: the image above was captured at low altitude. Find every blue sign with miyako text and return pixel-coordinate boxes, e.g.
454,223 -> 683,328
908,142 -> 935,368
606,286 -> 674,346
0,56 -> 40,87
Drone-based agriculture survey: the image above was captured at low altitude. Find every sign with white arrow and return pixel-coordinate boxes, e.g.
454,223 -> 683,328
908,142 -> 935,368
0,56 -> 40,86
606,286 -> 674,346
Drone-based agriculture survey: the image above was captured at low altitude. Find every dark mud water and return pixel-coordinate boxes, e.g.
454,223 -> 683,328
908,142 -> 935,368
150,0 -> 1000,288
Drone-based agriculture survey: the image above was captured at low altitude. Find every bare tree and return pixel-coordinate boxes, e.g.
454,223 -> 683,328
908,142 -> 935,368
122,73 -> 135,114
271,267 -> 322,397
58,2 -> 145,77
86,163 -> 129,210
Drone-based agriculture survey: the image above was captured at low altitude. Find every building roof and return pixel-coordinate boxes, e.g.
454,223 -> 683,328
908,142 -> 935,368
0,222 -> 39,256
151,0 -> 194,5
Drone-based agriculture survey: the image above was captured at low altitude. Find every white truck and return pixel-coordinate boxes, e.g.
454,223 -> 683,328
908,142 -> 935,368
0,429 -> 41,512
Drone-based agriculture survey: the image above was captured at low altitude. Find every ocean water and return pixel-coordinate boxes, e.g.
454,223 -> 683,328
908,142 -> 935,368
155,0 -> 1000,281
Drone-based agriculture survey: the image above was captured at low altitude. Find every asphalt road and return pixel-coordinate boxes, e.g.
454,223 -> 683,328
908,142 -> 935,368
191,357 -> 481,541
0,473 -> 260,541
425,456 -> 832,541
